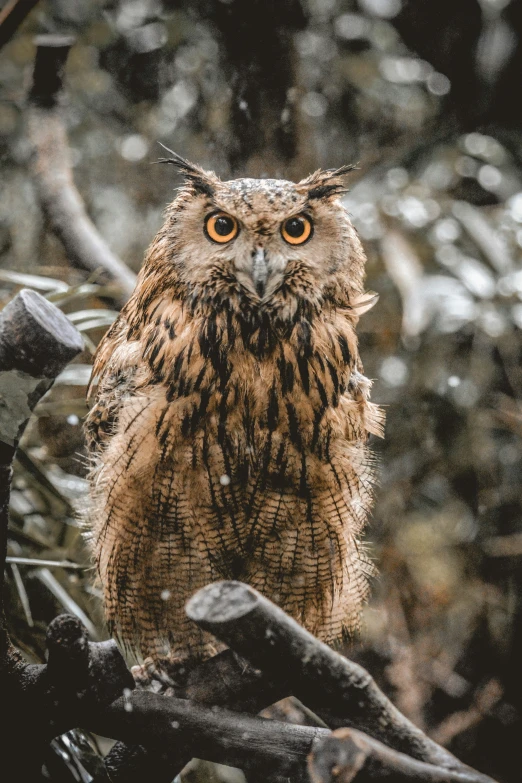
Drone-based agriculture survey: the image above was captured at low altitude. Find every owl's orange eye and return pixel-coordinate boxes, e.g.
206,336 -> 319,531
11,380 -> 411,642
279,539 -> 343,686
205,212 -> 239,243
281,214 -> 313,245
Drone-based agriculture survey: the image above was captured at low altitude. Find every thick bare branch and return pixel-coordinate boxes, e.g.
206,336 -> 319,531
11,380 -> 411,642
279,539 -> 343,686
186,581 -> 496,783
99,648 -> 286,781
0,287 -> 84,379
89,690 -> 327,781
27,36 -> 137,306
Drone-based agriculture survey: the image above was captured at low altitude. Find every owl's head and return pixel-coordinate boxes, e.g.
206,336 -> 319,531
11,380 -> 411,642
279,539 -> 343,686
143,151 -> 368,326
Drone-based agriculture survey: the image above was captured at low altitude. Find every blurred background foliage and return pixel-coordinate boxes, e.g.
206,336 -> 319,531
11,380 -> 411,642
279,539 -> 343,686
1,0 -> 521,781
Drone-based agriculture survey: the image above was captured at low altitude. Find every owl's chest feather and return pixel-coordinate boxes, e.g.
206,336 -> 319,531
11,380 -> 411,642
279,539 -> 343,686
135,306 -> 366,472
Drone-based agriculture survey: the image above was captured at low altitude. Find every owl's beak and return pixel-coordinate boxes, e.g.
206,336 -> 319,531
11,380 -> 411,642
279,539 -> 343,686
252,247 -> 268,298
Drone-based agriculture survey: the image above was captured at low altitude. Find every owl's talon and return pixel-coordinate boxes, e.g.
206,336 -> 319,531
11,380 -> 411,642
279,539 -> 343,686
131,656 -> 197,691
131,660 -> 155,687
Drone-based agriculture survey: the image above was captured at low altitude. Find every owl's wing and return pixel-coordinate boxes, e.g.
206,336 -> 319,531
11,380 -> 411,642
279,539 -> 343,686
240,359 -> 384,643
85,381 -> 127,452
87,317 -> 128,399
85,315 -> 141,452
240,433 -> 375,643
85,294 -> 188,451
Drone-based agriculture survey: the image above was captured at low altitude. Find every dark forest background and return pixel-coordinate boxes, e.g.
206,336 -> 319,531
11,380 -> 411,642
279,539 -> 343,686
1,1 -> 522,781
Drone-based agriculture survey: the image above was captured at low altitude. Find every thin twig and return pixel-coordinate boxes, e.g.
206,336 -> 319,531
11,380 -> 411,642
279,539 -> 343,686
6,556 -> 84,570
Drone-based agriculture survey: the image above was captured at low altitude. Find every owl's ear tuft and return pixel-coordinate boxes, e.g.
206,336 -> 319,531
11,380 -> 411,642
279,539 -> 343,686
156,143 -> 217,198
298,164 -> 357,201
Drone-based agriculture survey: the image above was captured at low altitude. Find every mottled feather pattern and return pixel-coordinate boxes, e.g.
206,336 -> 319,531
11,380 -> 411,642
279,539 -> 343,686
85,161 -> 384,664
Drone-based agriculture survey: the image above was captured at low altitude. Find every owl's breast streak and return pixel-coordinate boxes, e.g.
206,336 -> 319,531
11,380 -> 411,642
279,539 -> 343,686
87,302 -> 383,663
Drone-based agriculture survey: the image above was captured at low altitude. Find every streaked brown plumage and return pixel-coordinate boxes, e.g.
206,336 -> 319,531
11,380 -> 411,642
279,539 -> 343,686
85,154 -> 384,665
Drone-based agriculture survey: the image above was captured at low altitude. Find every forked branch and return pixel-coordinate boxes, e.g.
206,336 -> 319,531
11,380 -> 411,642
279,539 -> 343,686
186,581 -> 496,783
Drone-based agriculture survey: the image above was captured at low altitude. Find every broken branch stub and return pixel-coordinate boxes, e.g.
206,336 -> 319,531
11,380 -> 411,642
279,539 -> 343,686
0,288 -> 84,378
45,615 -> 134,710
29,35 -> 76,108
309,728 -> 491,783
1,289 -> 84,658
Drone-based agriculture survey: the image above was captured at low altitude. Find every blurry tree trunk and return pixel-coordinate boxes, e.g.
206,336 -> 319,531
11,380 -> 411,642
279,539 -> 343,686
27,36 -> 137,306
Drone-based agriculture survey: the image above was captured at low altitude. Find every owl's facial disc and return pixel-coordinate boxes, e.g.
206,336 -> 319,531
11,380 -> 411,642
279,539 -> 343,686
161,165 -> 359,314
200,204 -> 316,302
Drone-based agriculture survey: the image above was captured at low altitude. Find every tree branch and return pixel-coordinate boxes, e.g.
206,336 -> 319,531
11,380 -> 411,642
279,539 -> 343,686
26,35 -> 137,306
98,648 -> 287,781
309,728 -> 493,783
89,690 -> 327,781
186,581 -> 497,783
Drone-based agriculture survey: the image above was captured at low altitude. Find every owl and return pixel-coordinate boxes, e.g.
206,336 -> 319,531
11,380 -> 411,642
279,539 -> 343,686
85,153 -> 384,666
